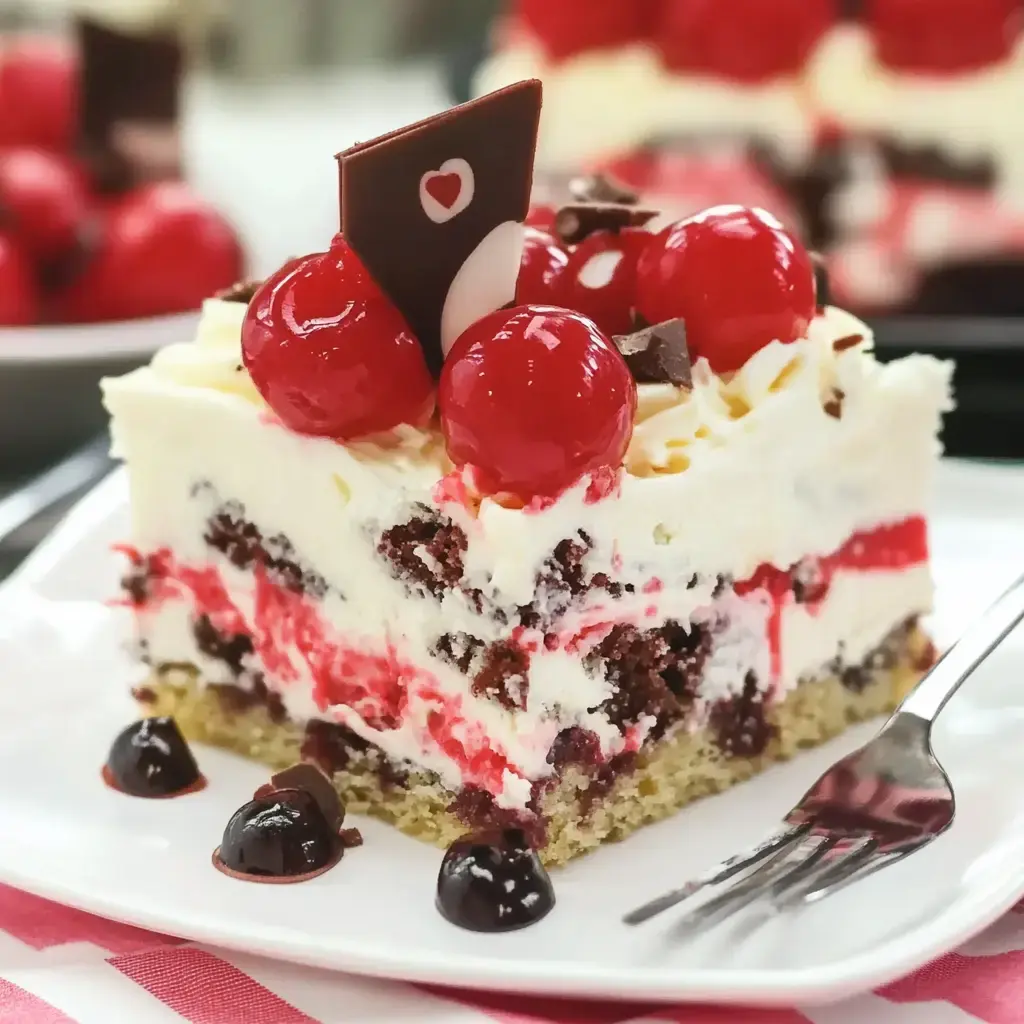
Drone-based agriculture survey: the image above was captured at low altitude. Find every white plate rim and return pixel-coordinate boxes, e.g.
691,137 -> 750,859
0,311 -> 200,366
1,459 -> 1024,1007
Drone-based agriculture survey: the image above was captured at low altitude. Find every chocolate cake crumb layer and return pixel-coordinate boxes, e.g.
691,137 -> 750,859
140,622 -> 931,866
204,501 -> 329,599
377,507 -> 468,598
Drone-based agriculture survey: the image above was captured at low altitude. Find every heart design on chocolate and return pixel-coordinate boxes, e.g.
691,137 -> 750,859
420,158 -> 474,224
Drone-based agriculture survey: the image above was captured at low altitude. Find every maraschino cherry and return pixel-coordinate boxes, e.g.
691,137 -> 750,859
867,0 -> 1019,74
0,232 -> 38,325
0,148 -> 90,261
439,304 -> 636,501
242,236 -> 435,441
558,227 -> 648,337
55,182 -> 242,322
0,38 -> 76,151
516,227 -> 569,305
635,205 -> 816,374
516,0 -> 658,60
657,0 -> 837,81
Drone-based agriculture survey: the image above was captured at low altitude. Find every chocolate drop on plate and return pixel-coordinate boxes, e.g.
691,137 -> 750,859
217,789 -> 340,879
436,827 -> 555,932
104,716 -> 202,797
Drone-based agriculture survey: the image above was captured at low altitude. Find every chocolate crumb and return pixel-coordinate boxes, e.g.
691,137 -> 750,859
216,279 -> 262,304
613,318 -> 692,386
568,172 -> 639,206
554,202 -> 658,245
378,508 -> 468,599
433,631 -> 485,674
823,387 -> 845,419
832,334 -> 863,353
711,672 -> 776,758
339,827 -> 363,848
472,641 -> 530,711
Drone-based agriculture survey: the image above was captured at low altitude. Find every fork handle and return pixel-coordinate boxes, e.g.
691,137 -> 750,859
898,571 -> 1024,722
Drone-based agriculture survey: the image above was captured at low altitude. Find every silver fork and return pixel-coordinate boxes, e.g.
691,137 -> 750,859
624,570 -> 1024,929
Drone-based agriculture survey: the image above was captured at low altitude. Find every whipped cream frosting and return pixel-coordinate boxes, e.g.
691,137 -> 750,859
103,298 -> 951,808
475,42 -> 813,171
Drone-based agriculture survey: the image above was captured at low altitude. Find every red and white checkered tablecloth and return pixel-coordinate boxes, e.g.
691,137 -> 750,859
1,886 -> 1024,1023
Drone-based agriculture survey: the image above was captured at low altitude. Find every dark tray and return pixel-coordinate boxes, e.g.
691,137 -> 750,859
871,317 -> 1024,460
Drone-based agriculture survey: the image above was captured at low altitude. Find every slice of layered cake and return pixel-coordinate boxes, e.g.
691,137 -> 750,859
102,81 -> 952,866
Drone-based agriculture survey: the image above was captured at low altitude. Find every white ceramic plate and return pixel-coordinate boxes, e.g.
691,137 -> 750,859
1,461 -> 1024,1008
0,311 -> 199,364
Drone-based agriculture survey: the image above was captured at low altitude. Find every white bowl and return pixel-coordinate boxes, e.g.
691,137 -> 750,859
0,311 -> 199,473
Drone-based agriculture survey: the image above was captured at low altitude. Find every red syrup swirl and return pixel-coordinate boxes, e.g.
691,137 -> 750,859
118,546 -> 520,797
734,516 -> 929,681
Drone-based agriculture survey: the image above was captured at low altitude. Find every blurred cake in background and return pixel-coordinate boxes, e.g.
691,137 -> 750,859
476,0 -> 1024,316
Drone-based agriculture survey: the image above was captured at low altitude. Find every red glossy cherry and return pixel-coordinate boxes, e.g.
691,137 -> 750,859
0,148 -> 90,261
0,38 -> 76,151
867,0 -> 1019,73
658,0 -> 837,81
635,205 -> 816,374
0,232 -> 38,325
558,227 -> 649,337
516,227 -> 569,306
440,304 -> 637,500
242,239 -> 435,441
55,182 -> 242,322
516,0 -> 660,60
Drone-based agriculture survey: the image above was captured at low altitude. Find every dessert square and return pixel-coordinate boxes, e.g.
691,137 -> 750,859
102,82 -> 952,867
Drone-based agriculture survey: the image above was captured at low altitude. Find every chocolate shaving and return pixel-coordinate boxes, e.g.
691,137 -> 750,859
811,251 -> 831,310
337,81 -> 542,375
613,318 -> 692,387
568,172 -> 638,206
255,763 -> 345,831
823,387 -> 845,419
216,279 -> 262,304
554,203 -> 658,245
832,333 -> 863,353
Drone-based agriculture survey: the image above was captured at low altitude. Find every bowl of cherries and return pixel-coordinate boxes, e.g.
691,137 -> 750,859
0,36 -> 243,471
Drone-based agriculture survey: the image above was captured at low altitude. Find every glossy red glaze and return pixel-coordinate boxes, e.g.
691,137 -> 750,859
242,238 -> 435,441
558,226 -> 649,338
657,0 -> 837,81
868,0 -> 1020,73
0,148 -> 89,261
55,182 -> 242,322
635,205 -> 816,374
516,226 -> 569,306
0,232 -> 38,325
439,304 -> 637,501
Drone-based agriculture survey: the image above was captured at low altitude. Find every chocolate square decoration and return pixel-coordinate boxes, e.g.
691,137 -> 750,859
337,81 -> 542,374
76,18 -> 183,193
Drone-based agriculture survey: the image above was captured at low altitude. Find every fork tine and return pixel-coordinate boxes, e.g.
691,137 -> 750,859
797,838 -> 929,906
623,823 -> 810,926
771,836 -> 878,909
680,834 -> 838,929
